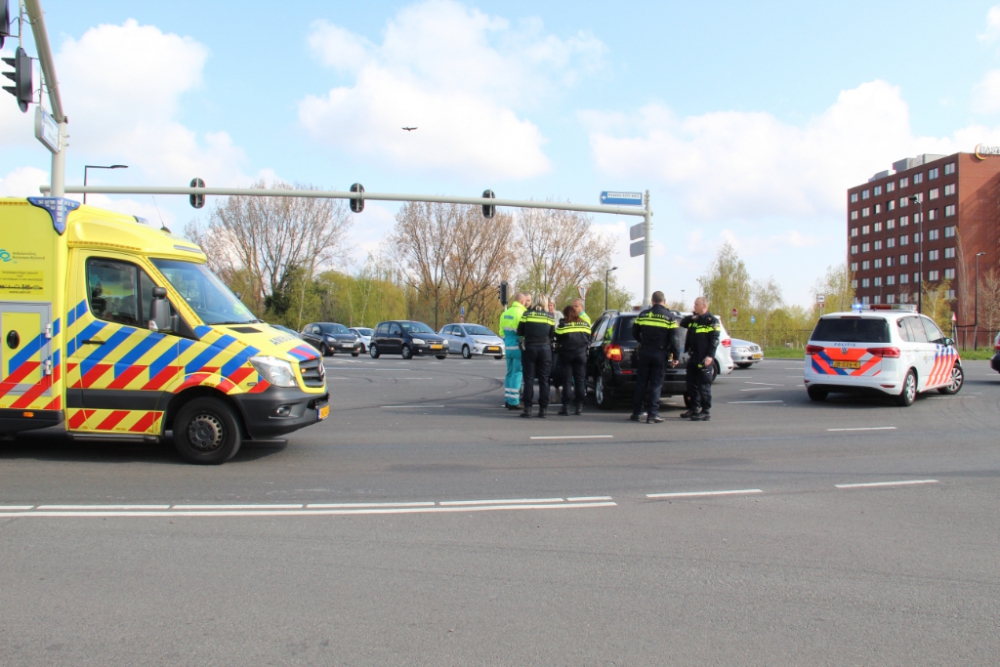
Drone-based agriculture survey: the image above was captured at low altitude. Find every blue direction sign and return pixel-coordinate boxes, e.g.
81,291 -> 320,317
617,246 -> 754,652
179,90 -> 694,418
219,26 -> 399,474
600,191 -> 644,206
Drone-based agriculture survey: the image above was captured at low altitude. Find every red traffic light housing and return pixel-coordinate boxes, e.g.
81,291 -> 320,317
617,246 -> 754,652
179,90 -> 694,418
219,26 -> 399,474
2,46 -> 32,112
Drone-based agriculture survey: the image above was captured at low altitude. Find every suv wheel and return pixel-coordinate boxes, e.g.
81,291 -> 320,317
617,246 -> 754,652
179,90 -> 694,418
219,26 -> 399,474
401,344 -> 413,360
895,369 -> 917,406
938,363 -> 963,394
807,386 -> 828,402
369,343 -> 380,359
595,374 -> 616,410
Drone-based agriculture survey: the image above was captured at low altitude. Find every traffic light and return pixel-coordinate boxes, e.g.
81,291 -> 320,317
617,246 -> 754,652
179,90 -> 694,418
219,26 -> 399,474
498,280 -> 508,306
2,46 -> 32,112
189,178 -> 206,209
482,189 -> 495,219
350,183 -> 364,213
1,1 -> 10,49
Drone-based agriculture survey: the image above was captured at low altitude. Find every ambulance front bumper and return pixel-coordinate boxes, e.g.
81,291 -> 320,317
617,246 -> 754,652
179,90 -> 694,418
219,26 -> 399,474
232,388 -> 330,439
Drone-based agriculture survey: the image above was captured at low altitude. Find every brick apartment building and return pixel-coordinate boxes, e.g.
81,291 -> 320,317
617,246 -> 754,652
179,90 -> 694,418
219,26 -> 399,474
847,151 -> 1000,342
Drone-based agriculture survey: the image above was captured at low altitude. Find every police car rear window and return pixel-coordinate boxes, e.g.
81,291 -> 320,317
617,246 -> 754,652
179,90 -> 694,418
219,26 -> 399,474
811,317 -> 889,343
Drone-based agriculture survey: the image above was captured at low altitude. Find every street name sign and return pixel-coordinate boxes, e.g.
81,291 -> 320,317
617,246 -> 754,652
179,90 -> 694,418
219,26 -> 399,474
600,191 -> 644,206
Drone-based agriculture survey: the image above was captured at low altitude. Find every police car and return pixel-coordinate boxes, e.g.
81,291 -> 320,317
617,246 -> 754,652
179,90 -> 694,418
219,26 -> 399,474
804,304 -> 963,406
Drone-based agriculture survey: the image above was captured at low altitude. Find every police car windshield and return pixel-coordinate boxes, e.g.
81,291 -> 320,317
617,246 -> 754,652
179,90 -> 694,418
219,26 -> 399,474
812,317 -> 889,343
151,259 -> 258,325
464,325 -> 495,337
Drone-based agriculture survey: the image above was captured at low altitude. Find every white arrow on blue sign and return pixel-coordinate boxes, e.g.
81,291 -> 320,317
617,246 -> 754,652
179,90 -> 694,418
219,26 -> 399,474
600,191 -> 644,206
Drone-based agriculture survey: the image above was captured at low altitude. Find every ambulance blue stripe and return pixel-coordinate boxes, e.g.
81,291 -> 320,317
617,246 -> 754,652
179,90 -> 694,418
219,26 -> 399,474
221,346 -> 259,377
79,328 -> 135,377
67,338 -> 76,356
185,335 -> 238,374
149,339 -> 195,377
68,308 -> 75,328
76,301 -> 88,320
194,325 -> 213,338
8,332 -> 45,374
52,317 -> 61,337
116,333 -> 166,374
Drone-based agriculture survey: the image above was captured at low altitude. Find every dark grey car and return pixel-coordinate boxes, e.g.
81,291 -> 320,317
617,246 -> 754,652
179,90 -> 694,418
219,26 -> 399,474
300,322 -> 362,357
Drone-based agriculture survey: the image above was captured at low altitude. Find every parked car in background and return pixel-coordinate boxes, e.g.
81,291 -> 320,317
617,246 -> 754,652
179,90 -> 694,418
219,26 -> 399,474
349,327 -> 373,353
370,320 -> 449,359
586,310 -> 733,409
439,323 -> 505,359
991,332 -> 1000,373
300,322 -> 362,357
730,338 -> 763,368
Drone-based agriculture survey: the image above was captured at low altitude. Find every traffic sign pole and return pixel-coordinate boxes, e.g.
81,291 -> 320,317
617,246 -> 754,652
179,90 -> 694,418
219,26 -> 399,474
643,190 -> 652,306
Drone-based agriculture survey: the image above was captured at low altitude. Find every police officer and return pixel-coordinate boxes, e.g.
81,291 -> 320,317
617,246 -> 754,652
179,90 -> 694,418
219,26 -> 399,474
630,291 -> 680,424
499,292 -> 529,410
679,296 -> 721,421
555,305 -> 591,416
516,294 -> 556,418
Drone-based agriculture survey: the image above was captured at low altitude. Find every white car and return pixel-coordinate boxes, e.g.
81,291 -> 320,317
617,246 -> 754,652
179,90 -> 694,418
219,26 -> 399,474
439,323 -> 505,359
730,338 -> 763,368
348,327 -> 373,353
804,305 -> 963,406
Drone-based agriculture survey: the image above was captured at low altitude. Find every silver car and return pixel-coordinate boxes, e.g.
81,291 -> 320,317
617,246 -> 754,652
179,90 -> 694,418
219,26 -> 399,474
348,327 -> 373,353
730,337 -> 763,368
439,323 -> 505,359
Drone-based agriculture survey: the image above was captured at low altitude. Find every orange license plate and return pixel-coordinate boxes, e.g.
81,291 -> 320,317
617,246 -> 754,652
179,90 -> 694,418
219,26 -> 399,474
318,404 -> 330,420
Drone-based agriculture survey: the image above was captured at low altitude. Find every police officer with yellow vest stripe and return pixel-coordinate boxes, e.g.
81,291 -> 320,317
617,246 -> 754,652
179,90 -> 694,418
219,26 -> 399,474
516,294 -> 556,418
555,305 -> 591,415
499,292 -> 529,409
630,291 -> 680,424
679,296 -> 721,421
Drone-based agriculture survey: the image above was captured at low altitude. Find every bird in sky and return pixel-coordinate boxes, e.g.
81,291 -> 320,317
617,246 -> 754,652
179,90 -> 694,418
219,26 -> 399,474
402,126 -> 417,131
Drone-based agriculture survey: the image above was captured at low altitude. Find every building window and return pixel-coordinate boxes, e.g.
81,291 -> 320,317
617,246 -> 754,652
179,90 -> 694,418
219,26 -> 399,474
900,235 -> 909,246
945,290 -> 955,300
874,294 -> 882,304
850,227 -> 859,238
862,260 -> 870,270
900,215 -> 909,226
928,250 -> 939,261
851,279 -> 858,288
929,188 -> 939,200
874,185 -> 883,195
914,252 -> 921,263
887,256 -> 894,267
862,278 -> 870,288
874,276 -> 882,287
900,273 -> 909,284
944,162 -> 955,175
861,225 -> 870,234
874,203 -> 882,214
928,209 -> 938,221
887,199 -> 895,211
928,229 -> 939,241
887,218 -> 896,229
944,225 -> 956,237
914,172 -> 924,184
862,243 -> 870,253
874,240 -> 883,250
850,193 -> 859,203
887,294 -> 895,304
900,254 -> 908,265
944,246 -> 955,259
850,210 -> 859,220
887,275 -> 896,285
945,204 -> 956,217
862,189 -> 870,199
887,237 -> 896,248
850,262 -> 858,272
944,268 -> 955,279
874,221 -> 883,232
913,232 -> 921,243
928,270 -> 939,281
900,292 -> 909,303
928,167 -> 939,180
850,244 -> 858,255
900,177 -> 909,188
914,272 -> 921,283
862,295 -> 870,305
887,181 -> 896,192
862,207 -> 870,217
874,258 -> 882,269
944,183 -> 955,196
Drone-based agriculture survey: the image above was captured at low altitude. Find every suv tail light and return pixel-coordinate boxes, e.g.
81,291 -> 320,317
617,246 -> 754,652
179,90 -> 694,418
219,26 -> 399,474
806,345 -> 824,355
868,347 -> 900,358
721,338 -> 731,347
605,344 -> 623,362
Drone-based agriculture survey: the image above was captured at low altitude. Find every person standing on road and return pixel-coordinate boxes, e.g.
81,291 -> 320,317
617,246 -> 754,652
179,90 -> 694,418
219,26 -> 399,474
572,298 -> 592,326
555,305 -> 592,416
516,294 -> 556,418
679,296 -> 721,421
629,291 -> 680,424
499,292 -> 529,410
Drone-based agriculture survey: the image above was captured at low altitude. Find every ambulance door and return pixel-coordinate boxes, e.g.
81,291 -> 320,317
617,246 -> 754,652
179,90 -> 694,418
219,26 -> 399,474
66,254 -> 174,435
0,302 -> 52,404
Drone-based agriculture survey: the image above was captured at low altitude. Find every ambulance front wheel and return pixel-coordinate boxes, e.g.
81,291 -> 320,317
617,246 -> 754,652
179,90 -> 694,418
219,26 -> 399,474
173,397 -> 242,464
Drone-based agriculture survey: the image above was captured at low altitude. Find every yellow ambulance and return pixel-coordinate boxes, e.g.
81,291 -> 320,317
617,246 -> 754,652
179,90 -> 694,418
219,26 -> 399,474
0,197 -> 329,463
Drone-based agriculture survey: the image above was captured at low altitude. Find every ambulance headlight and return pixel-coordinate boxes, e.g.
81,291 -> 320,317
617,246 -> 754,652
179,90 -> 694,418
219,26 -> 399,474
249,356 -> 297,388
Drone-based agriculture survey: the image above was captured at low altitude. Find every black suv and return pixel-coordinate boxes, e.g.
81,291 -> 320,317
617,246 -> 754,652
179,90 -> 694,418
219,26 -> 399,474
300,322 -> 362,357
370,320 -> 449,359
586,309 -> 719,409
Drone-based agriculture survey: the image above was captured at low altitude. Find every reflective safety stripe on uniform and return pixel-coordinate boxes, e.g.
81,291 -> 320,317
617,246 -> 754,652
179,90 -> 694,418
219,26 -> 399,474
636,313 -> 678,329
555,322 -> 591,335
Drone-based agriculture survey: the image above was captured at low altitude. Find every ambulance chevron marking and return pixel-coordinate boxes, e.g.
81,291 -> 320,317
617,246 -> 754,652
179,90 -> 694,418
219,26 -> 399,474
10,374 -> 52,408
143,365 -> 181,391
128,411 -> 163,433
68,409 -> 93,429
116,333 -> 165,370
107,365 -> 147,390
44,396 -> 61,410
228,367 -> 254,385
221,347 -> 259,377
78,363 -> 112,389
96,410 -> 130,430
0,361 -> 40,399
7,331 -> 45,375
149,339 -> 194,377
184,335 -> 238,374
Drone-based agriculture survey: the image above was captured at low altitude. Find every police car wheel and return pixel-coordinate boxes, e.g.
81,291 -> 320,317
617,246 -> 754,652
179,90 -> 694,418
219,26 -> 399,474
807,386 -> 828,402
173,397 -> 242,465
369,344 -> 380,359
462,345 -> 472,359
895,370 -> 917,407
938,363 -> 963,394
401,345 -> 413,359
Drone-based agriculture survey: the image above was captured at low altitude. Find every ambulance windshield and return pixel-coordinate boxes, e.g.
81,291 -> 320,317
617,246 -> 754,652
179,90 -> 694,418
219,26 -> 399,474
151,259 -> 258,325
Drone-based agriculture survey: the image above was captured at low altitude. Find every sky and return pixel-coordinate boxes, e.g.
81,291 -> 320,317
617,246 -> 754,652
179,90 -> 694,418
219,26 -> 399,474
5,0 -> 1000,308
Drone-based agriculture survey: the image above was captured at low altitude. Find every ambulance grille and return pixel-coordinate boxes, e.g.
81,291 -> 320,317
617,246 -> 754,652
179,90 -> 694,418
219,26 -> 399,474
298,358 -> 325,388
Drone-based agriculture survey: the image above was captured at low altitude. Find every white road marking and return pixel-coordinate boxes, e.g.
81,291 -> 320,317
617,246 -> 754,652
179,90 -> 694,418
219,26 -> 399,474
381,405 -> 447,408
646,489 -> 763,499
171,504 -> 304,510
835,479 -> 938,489
745,382 -> 784,386
306,501 -> 434,509
0,505 -> 34,511
740,388 -> 772,391
440,498 -> 563,506
530,435 -> 614,440
567,496 -> 613,502
35,504 -> 172,510
826,426 -> 897,432
728,400 -> 783,404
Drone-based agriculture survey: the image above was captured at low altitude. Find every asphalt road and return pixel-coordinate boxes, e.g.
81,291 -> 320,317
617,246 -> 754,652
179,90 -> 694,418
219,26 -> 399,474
2,356 -> 999,666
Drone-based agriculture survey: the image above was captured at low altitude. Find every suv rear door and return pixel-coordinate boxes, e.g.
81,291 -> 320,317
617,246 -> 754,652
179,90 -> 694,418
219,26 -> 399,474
808,316 -> 891,377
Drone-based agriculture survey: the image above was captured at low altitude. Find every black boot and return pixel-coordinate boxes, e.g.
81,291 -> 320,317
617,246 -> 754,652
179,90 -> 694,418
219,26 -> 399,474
574,405 -> 583,416
557,407 -> 569,416
690,410 -> 711,421
679,409 -> 698,419
537,407 -> 547,418
520,406 -> 532,418
646,415 -> 664,424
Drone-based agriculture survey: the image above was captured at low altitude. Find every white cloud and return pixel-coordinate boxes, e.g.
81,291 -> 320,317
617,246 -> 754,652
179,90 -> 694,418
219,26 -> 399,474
582,80 -> 1000,222
0,166 -> 48,196
980,5 -> 1000,42
299,0 -> 604,181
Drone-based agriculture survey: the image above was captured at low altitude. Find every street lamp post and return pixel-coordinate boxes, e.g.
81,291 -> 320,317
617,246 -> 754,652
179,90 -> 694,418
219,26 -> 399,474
83,164 -> 128,204
910,195 -> 923,313
975,251 -> 986,350
605,266 -> 618,311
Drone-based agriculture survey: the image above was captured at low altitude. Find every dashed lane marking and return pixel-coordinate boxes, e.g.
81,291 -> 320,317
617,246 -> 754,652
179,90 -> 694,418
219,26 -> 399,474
835,479 -> 938,489
646,489 -> 763,499
530,435 -> 614,441
745,382 -> 784,386
381,405 -> 447,408
826,427 -> 897,432
728,400 -> 783,404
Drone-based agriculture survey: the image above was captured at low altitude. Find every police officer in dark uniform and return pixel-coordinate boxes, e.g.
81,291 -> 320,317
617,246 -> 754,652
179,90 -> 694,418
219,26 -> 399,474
555,305 -> 591,416
516,294 -> 556,418
630,291 -> 680,424
679,296 -> 721,421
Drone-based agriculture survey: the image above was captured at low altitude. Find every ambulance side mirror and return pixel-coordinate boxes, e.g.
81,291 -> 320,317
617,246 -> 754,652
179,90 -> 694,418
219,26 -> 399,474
149,286 -> 174,333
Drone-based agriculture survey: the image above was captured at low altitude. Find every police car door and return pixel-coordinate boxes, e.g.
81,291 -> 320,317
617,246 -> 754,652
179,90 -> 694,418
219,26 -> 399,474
919,315 -> 956,389
899,315 -> 935,391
